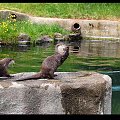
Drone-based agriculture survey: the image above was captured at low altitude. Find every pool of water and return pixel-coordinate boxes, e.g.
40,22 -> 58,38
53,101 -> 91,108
100,71 -> 120,114
1,39 -> 120,114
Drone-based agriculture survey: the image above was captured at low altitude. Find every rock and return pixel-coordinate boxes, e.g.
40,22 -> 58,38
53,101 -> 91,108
54,38 -> 65,44
54,33 -> 63,38
0,10 -> 29,21
54,33 -> 65,44
69,45 -> 80,53
0,72 -> 112,114
66,33 -> 82,53
18,33 -> 31,45
36,35 -> 53,45
68,33 -> 82,42
18,33 -> 31,41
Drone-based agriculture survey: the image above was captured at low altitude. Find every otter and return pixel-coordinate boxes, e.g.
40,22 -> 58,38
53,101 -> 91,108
0,58 -> 15,77
16,43 -> 69,81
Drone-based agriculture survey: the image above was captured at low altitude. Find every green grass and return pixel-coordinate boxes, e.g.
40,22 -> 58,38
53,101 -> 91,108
0,19 -> 70,43
0,3 -> 120,20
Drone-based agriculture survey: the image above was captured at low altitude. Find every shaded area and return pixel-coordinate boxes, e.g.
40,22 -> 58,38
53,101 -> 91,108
112,91 -> 120,114
101,71 -> 120,86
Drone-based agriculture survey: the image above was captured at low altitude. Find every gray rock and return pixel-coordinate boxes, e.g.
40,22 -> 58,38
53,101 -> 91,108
54,38 -> 65,44
0,72 -> 112,114
0,10 -> 29,21
18,33 -> 31,41
53,33 -> 65,44
68,33 -> 82,42
36,35 -> 53,45
18,33 -> 31,45
54,33 -> 63,38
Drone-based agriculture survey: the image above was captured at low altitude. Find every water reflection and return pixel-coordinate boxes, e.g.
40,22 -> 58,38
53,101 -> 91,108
36,42 -> 52,48
18,45 -> 31,52
79,40 -> 120,58
69,41 -> 81,53
112,86 -> 120,91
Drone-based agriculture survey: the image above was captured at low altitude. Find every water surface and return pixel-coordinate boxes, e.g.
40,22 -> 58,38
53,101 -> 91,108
1,39 -> 120,114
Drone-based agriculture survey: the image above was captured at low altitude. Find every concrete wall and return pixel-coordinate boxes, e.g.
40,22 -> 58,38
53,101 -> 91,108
0,72 -> 112,114
0,10 -> 120,39
28,16 -> 120,39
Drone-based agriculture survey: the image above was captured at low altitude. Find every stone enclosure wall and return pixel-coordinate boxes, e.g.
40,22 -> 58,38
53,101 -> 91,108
0,72 -> 112,114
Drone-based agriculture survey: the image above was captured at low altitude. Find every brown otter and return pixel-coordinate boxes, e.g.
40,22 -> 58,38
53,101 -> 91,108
0,58 -> 15,77
16,43 -> 69,81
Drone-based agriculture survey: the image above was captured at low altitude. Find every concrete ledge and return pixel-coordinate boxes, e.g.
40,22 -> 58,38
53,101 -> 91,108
0,72 -> 112,114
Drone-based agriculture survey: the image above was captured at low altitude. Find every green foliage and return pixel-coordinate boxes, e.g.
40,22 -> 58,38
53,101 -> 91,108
0,14 -> 18,43
0,16 -> 70,43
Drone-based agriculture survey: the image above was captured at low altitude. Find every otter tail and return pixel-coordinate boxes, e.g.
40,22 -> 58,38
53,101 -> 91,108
15,72 -> 44,81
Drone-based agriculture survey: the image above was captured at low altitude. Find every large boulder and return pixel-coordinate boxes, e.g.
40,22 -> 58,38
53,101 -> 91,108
0,72 -> 112,114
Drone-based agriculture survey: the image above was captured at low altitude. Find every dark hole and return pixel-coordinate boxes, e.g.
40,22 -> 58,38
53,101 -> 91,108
73,23 -> 80,29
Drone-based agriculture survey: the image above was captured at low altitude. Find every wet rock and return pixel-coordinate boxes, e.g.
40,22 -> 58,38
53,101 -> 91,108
54,38 -> 65,44
69,45 -> 80,53
36,35 -> 53,45
18,33 -> 31,45
68,33 -> 82,42
54,33 -> 65,44
54,33 -> 63,38
0,72 -> 112,114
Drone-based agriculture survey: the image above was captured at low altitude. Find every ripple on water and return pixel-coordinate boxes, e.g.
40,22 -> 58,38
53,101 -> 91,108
112,86 -> 120,91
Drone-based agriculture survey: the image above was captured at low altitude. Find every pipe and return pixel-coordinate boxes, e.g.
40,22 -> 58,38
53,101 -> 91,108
71,23 -> 81,34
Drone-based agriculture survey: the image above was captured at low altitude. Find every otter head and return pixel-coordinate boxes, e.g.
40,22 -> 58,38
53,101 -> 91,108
55,43 -> 69,55
0,58 -> 15,68
7,58 -> 15,67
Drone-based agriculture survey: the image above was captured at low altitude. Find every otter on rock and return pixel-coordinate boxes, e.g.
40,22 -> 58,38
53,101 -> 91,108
16,43 -> 69,81
0,58 -> 15,77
